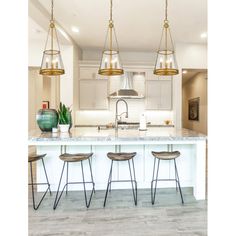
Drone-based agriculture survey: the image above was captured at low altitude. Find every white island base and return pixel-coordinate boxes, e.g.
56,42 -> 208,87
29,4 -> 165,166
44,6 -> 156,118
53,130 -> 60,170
30,128 -> 207,201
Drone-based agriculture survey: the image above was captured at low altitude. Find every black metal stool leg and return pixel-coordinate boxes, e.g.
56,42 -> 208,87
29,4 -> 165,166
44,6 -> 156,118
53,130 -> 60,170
131,158 -> 138,205
53,162 -> 66,210
103,160 -> 113,207
29,161 -> 51,210
151,159 -> 160,205
66,162 -> 69,195
41,158 -> 52,196
29,162 -> 36,210
128,160 -> 137,205
88,158 -> 95,194
81,160 -> 88,208
151,157 -> 156,204
174,161 -> 178,192
109,165 -> 112,193
174,159 -> 184,204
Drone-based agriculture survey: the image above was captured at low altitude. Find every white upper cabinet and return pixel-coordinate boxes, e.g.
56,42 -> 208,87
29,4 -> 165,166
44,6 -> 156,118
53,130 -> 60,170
146,70 -> 172,81
146,80 -> 172,110
79,79 -> 109,110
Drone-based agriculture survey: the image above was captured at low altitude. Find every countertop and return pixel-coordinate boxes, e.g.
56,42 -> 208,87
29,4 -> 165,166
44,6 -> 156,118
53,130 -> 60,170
28,127 -> 207,143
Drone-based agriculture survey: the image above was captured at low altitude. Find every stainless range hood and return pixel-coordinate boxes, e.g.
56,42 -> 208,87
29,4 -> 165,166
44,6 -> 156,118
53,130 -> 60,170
109,72 -> 144,99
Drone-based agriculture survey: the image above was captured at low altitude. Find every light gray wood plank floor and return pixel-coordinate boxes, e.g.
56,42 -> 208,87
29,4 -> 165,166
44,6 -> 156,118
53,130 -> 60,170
29,188 -> 207,236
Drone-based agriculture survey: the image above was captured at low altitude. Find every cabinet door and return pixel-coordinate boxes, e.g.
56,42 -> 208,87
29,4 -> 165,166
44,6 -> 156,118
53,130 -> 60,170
146,80 -> 161,110
79,80 -> 95,109
159,80 -> 172,110
79,80 -> 108,110
94,80 -> 109,109
146,80 -> 172,110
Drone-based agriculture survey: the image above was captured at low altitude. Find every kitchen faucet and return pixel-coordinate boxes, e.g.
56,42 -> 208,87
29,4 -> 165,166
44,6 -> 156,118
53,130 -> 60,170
115,98 -> 129,130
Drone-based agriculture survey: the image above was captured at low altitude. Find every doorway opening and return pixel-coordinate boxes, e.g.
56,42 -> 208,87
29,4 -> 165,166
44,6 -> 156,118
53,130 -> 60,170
182,69 -> 208,135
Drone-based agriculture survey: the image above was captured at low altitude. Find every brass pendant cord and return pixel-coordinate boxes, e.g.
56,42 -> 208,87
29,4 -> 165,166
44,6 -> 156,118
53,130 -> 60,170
43,0 -> 61,53
109,0 -> 113,66
165,0 -> 168,62
51,0 -> 54,64
51,0 -> 54,22
110,0 -> 113,22
165,0 -> 168,21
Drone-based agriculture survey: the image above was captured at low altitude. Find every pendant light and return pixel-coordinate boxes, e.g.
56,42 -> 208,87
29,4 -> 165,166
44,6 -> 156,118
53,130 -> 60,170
98,0 -> 124,76
39,0 -> 65,76
153,0 -> 178,76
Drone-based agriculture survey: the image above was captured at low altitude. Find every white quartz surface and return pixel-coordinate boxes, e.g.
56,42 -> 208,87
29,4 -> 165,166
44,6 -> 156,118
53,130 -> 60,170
28,127 -> 206,143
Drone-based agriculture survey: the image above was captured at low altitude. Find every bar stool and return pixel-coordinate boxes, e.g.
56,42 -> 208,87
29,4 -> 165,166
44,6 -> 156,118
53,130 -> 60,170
28,153 -> 52,210
53,152 -> 95,210
151,151 -> 184,205
103,152 -> 137,207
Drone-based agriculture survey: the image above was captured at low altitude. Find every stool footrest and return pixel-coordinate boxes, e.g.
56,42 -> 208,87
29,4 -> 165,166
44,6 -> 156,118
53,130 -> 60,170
108,180 -> 137,183
28,182 -> 51,186
151,178 -> 179,182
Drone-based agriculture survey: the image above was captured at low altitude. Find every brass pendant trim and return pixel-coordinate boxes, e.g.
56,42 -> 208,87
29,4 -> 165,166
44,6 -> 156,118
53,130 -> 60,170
39,68 -> 65,76
153,68 -> 179,76
98,68 -> 124,76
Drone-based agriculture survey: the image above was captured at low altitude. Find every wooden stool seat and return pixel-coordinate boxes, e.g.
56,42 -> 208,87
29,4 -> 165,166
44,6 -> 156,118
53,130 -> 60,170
151,151 -> 180,160
28,153 -> 46,162
107,152 -> 137,161
59,153 -> 93,162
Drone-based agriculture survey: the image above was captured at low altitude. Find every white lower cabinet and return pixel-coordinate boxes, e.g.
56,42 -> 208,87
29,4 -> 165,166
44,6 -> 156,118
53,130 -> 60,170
146,80 -> 172,110
79,79 -> 109,110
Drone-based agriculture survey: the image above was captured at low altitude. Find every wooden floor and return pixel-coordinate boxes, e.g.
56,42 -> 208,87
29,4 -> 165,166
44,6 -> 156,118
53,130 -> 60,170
28,188 -> 207,236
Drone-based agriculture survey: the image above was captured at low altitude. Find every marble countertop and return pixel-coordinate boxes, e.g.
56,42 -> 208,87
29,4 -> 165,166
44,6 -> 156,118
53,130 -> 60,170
28,127 -> 207,143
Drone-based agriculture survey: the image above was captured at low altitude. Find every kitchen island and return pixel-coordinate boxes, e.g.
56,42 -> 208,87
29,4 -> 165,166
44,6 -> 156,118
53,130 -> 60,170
28,127 -> 207,200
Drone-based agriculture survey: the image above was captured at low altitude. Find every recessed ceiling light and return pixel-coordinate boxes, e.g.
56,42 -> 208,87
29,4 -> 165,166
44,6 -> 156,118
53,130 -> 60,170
182,70 -> 187,74
201,32 -> 207,38
71,26 -> 80,33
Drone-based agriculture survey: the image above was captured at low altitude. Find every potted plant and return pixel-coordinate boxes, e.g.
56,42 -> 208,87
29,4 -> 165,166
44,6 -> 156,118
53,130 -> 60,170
58,102 -> 72,133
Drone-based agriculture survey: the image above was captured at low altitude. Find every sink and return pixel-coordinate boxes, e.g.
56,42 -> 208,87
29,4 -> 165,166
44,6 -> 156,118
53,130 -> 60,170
98,124 -> 139,130
97,121 -> 151,130
118,124 -> 139,130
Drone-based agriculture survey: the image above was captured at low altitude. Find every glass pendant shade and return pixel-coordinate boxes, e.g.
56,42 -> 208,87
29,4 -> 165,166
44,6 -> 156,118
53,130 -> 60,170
39,1 -> 64,76
154,1 -> 178,76
98,0 -> 124,76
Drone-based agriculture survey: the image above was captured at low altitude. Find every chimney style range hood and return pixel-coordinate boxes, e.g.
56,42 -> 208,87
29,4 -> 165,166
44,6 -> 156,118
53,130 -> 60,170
109,72 -> 145,99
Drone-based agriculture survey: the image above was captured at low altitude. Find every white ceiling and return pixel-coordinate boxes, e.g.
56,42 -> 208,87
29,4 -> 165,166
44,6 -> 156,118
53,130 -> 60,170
28,17 -> 47,41
31,0 -> 207,51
